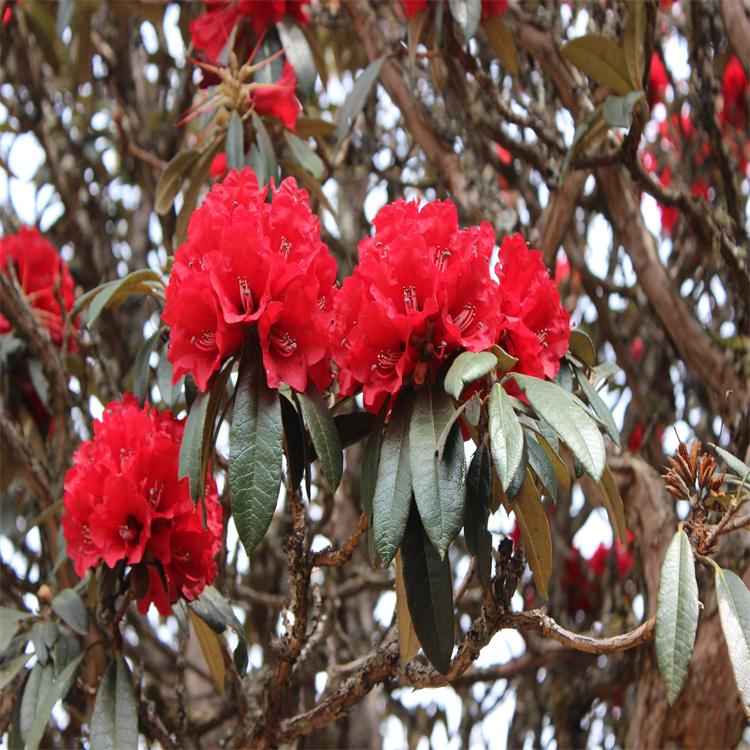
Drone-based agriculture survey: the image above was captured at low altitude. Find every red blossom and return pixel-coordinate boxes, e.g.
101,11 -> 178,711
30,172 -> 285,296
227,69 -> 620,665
331,198 -> 501,412
0,227 -> 77,347
162,168 -> 337,393
250,62 -> 301,131
648,52 -> 669,107
719,56 -> 748,129
210,152 -> 228,179
62,397 -> 223,614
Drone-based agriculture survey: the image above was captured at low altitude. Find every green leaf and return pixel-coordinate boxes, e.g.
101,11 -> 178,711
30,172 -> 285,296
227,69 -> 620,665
298,385 -> 343,493
0,608 -> 31,653
490,344 -> 519,372
284,132 -> 324,180
538,432 -> 570,489
598,466 -> 627,543
656,530 -> 699,705
51,589 -> 88,636
336,58 -> 384,147
400,503 -> 454,675
568,328 -> 596,368
710,444 -> 750,480
0,653 -> 30,691
280,394 -> 306,492
20,664 -> 52,742
410,386 -> 466,558
155,148 -> 199,215
488,383 -> 524,493
602,90 -> 646,128
31,622 -> 51,665
361,404 -> 387,521
465,445 -> 493,590
24,653 -> 84,750
561,34 -> 634,95
444,351 -> 497,400
277,19 -> 317,97
513,374 -> 606,481
715,568 -> 750,718
90,658 -> 138,750
75,269 -> 163,325
225,111 -> 244,171
132,329 -> 161,403
525,432 -> 557,502
157,352 -> 182,409
333,411 -> 376,449
178,389 -> 211,503
229,352 -> 283,556
449,0 -> 481,41
252,112 -> 277,183
482,15 -> 518,74
576,368 -> 620,447
372,396 -> 413,567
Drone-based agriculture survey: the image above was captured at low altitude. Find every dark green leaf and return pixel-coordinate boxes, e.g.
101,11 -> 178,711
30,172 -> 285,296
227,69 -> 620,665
132,330 -> 161,403
251,113 -> 277,183
465,445 -> 492,589
0,654 -> 30,691
602,90 -> 645,128
52,589 -> 87,636
715,567 -> 750,718
225,111 -> 244,171
372,396 -> 413,567
400,503 -> 454,675
568,328 -> 596,368
576,369 -> 621,447
233,640 -> 249,674
505,440 -> 528,501
444,351 -> 497,400
0,608 -> 31,653
178,389 -> 211,503
525,433 -> 557,502
298,386 -> 343,493
229,352 -> 283,556
488,383 -> 524,493
334,411 -> 376,449
90,658 -> 138,750
155,149 -> 199,215
31,623 -> 49,666
410,386 -> 466,558
76,269 -> 163,325
656,530 -> 699,705
513,374 -> 606,481
280,394 -> 305,492
24,653 -> 83,750
20,664 -> 52,742
449,0 -> 481,41
361,404 -> 387,521
284,132 -> 324,179
336,58 -> 385,147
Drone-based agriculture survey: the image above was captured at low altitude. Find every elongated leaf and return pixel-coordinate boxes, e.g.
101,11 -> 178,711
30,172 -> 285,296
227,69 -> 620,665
507,472 -> 551,599
715,568 -> 750,718
488,383 -> 524,493
710,444 -> 750,479
538,432 -> 570,489
444,351 -> 497,400
482,15 -> 518,73
410,386 -> 466,558
465,444 -> 493,589
0,608 -> 31,653
229,353 -> 283,556
513,375 -> 605,480
491,344 -> 519,372
624,2 -> 646,89
277,19 -> 317,98
561,34 -> 633,95
598,466 -> 627,543
132,329 -> 161,402
280,394 -> 305,491
178,389 -> 210,502
284,132 -> 324,180
0,653 -> 30,691
656,530 -> 699,705
395,551 -> 421,664
155,148 -> 199,215
400,504 -> 454,675
569,328 -> 596,368
336,58 -> 384,147
75,269 -> 162,323
298,386 -> 343,492
576,369 -> 620,447
372,397 -> 413,568
525,433 -> 557,502
24,653 -> 83,750
20,664 -> 52,742
225,111 -> 244,171
51,589 -> 87,636
449,0 -> 481,41
333,411 -> 376,449
90,658 -> 138,750
189,610 -> 226,696
361,404 -> 387,521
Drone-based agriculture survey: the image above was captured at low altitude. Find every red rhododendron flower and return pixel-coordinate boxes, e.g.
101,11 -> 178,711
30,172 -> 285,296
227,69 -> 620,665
719,56 -> 748,129
332,198 -> 501,412
210,152 -> 228,179
163,168 -> 337,393
494,234 -> 571,382
648,51 -> 669,107
0,227 -> 76,346
62,397 -> 223,615
190,0 -> 309,61
250,62 -> 301,131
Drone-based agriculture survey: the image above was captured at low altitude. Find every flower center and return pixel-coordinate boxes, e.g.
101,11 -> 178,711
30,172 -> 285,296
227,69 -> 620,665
118,515 -> 141,543
434,247 -> 451,271
237,276 -> 255,314
402,285 -> 418,311
279,236 -> 292,258
148,483 -> 163,509
537,328 -> 549,348
374,348 -> 400,374
271,329 -> 297,357
191,330 -> 216,352
454,304 -> 477,333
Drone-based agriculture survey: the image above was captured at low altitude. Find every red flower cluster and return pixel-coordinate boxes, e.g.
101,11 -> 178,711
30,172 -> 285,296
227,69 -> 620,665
190,0 -> 309,62
62,398 -> 222,615
401,0 -> 507,20
0,227 -> 76,346
332,199 -> 500,412
494,234 -> 570,382
250,62 -> 301,131
163,168 -> 337,393
719,56 -> 748,130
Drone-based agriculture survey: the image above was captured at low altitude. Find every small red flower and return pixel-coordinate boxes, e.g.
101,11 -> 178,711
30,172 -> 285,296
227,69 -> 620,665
719,56 -> 748,129
0,227 -> 76,346
648,52 -> 669,107
62,397 -> 223,614
250,62 -> 301,131
209,152 -> 228,179
163,168 -> 337,393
